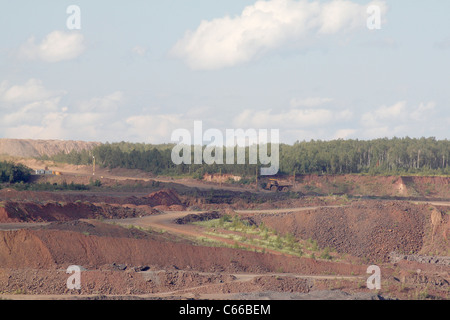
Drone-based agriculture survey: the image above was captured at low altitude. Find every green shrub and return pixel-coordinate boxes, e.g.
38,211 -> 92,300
320,247 -> 332,260
89,179 -> 102,187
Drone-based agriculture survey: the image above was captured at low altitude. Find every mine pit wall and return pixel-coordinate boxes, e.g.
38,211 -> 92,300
0,227 -> 367,276
251,201 -> 448,263
0,201 -> 154,223
291,174 -> 450,199
0,189 -> 183,223
0,229 -> 55,269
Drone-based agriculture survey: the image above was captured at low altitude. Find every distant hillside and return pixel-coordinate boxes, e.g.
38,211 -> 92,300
0,139 -> 101,158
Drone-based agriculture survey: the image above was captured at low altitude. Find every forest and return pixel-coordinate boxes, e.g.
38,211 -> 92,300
0,161 -> 32,183
43,137 -> 450,177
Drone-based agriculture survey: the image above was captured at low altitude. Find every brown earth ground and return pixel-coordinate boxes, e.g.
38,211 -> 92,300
0,163 -> 448,300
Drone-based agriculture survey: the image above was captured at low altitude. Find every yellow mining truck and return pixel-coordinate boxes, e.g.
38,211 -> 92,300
266,179 -> 292,192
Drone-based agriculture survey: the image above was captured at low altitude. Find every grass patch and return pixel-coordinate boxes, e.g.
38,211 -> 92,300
195,215 -> 336,259
195,236 -> 228,247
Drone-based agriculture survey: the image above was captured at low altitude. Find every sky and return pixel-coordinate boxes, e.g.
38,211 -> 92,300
0,0 -> 449,145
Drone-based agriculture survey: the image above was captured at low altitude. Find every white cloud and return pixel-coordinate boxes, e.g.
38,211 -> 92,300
4,124 -> 61,140
0,79 -> 197,143
18,30 -> 85,63
361,101 -> 407,126
290,97 -> 333,108
336,109 -> 354,120
333,128 -> 357,139
0,79 -> 61,104
360,101 -> 438,139
62,92 -> 127,140
233,107 -> 353,129
125,114 -> 190,143
78,91 -> 124,112
171,0 -> 387,70
410,101 -> 436,121
0,97 -> 61,126
0,79 -> 127,141
2,108 -> 68,140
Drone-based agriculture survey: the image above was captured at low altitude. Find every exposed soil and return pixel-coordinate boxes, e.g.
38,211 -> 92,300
0,138 -> 100,158
288,174 -> 450,199
0,188 -> 184,207
0,189 -> 186,223
0,221 -> 367,275
251,200 -> 449,263
0,170 -> 448,300
0,201 -> 158,223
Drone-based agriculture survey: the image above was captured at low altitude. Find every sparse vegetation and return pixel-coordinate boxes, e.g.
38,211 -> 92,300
414,287 -> 431,300
194,215 -> 337,260
13,289 -> 26,295
320,247 -> 333,260
89,179 -> 102,187
10,181 -> 89,192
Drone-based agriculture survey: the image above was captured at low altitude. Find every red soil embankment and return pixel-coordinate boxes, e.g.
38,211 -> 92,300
0,189 -> 184,223
253,200 -> 449,262
0,221 -> 366,276
292,174 -> 450,198
0,201 -> 157,223
0,188 -> 183,206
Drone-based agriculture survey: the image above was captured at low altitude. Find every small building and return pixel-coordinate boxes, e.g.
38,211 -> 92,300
35,169 -> 55,175
203,173 -> 242,183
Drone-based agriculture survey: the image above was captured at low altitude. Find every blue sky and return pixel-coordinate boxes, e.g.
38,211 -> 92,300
0,0 -> 449,144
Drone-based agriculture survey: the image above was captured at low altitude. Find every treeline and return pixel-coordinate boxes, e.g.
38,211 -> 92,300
44,144 -> 179,175
44,143 -> 259,177
0,161 -> 32,183
281,137 -> 450,175
44,137 -> 450,176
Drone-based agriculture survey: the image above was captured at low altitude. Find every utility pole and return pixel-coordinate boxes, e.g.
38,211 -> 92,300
255,166 -> 258,191
293,169 -> 296,188
417,150 -> 421,169
93,156 -> 95,176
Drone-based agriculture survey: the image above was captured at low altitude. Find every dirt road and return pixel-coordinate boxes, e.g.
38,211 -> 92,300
0,222 -> 49,231
137,270 -> 364,299
111,205 -> 349,230
107,205 -> 349,256
22,158 -> 257,193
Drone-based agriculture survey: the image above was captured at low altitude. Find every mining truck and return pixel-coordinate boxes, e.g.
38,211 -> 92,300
266,179 -> 293,192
